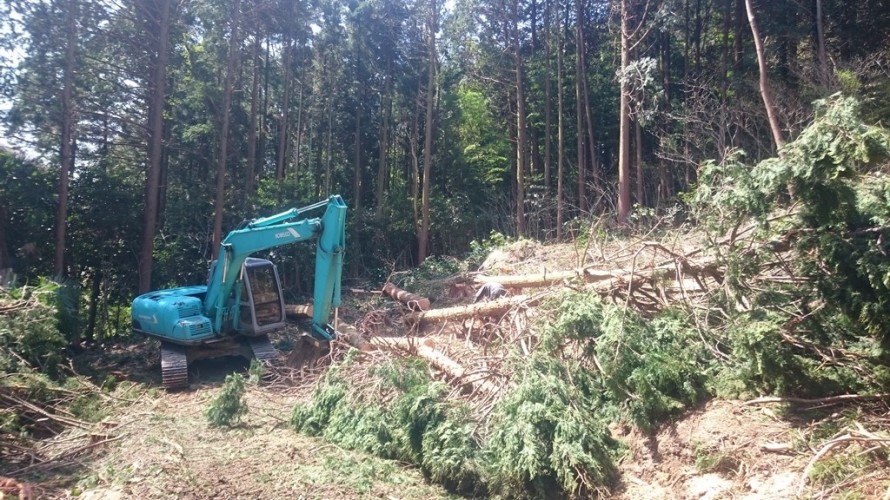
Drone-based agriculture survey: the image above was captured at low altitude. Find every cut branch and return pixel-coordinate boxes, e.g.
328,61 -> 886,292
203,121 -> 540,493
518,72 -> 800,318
284,304 -> 313,319
743,393 -> 890,406
474,269 -> 616,288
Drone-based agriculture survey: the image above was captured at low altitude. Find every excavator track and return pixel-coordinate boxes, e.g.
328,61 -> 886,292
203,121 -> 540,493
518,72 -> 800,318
248,335 -> 277,363
160,343 -> 189,390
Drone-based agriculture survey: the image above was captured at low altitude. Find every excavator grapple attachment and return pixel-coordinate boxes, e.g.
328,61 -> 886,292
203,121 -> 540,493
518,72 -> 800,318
286,334 -> 331,371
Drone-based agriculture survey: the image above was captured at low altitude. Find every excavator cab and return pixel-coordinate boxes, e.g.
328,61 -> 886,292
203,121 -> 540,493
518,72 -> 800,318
239,258 -> 286,335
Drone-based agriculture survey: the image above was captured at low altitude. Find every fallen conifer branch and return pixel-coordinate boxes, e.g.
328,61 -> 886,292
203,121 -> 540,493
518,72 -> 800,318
369,336 -> 500,395
8,433 -> 127,475
0,392 -> 92,431
797,430 -> 890,497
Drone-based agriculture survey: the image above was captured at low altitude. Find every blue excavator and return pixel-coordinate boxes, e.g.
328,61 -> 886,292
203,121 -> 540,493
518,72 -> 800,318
131,195 -> 346,389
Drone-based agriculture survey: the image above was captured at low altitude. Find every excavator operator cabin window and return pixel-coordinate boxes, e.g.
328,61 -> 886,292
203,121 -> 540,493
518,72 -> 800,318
242,263 -> 283,327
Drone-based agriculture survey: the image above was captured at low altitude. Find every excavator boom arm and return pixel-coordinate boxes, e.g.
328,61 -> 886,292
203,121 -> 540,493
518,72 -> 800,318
202,195 -> 347,336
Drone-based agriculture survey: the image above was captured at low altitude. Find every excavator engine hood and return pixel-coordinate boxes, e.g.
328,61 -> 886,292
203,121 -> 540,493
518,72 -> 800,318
132,286 -> 216,344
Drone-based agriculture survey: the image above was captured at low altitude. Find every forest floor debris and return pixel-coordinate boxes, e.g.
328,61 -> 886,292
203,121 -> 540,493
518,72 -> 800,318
3,228 -> 890,498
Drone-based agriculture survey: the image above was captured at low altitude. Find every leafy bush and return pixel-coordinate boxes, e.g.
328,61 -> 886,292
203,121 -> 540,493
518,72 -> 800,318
206,373 -> 248,427
0,281 -> 67,375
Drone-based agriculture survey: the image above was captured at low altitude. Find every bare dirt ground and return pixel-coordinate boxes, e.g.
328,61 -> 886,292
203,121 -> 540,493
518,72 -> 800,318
616,400 -> 801,500
27,371 -> 886,499
71,383 -> 452,499
29,345 -> 455,500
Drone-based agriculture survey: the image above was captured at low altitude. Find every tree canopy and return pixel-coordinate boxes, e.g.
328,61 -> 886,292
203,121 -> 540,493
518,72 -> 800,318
1,0 -> 889,339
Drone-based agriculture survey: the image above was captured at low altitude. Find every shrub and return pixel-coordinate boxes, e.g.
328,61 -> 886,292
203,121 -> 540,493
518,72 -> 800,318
0,281 -> 67,375
206,373 -> 248,427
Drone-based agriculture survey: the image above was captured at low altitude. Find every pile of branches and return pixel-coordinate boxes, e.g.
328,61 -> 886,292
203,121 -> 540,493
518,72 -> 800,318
1,283 -> 128,494
281,95 -> 890,497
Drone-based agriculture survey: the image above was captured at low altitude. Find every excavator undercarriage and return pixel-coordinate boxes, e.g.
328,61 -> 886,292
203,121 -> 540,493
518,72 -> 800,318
159,335 -> 279,390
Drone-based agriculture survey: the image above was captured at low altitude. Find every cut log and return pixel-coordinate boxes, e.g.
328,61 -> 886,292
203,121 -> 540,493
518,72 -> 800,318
474,270 -> 581,287
382,282 -> 431,311
284,303 -> 313,319
337,322 -> 373,352
404,295 -> 530,326
370,337 -> 499,395
474,268 -> 617,288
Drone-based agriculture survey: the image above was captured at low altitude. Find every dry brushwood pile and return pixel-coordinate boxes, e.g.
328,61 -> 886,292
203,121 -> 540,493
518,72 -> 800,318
0,284 -> 129,498
279,225 -> 890,498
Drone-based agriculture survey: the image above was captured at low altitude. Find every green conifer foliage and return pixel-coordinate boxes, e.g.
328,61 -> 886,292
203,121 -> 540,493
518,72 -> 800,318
206,373 -> 248,427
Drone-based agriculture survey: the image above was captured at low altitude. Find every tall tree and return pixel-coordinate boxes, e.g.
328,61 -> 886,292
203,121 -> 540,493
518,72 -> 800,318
744,0 -> 784,152
418,0 -> 438,262
556,0 -> 566,238
55,0 -> 78,278
211,0 -> 241,259
245,17 -> 262,200
617,0 -> 633,223
814,0 -> 828,87
137,0 -> 174,293
575,0 -> 586,213
513,0 -> 528,235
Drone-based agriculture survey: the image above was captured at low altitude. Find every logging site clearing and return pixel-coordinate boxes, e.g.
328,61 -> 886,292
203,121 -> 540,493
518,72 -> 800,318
3,228 -> 890,499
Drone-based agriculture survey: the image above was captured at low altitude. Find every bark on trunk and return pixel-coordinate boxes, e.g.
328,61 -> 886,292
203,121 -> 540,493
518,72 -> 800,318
276,39 -> 292,181
745,0 -> 785,152
246,30 -> 260,199
815,0 -> 828,87
382,282 -> 431,311
513,0 -> 527,236
138,0 -> 172,293
370,337 -> 500,395
56,0 -> 77,278
575,0 -> 586,213
635,117 -> 643,205
543,0 -> 553,191
353,101 -> 362,210
376,72 -> 392,218
212,0 -> 241,259
618,0 -> 632,224
404,295 -> 531,326
418,0 -> 437,263
556,0 -> 566,238
284,303 -> 313,318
